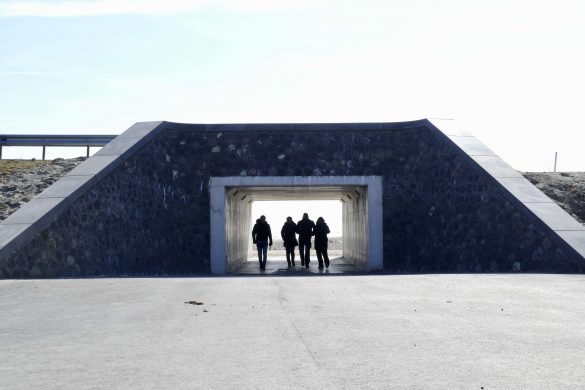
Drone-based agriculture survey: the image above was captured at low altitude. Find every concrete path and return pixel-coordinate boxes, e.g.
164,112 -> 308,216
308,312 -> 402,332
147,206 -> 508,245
235,257 -> 362,275
1,274 -> 584,389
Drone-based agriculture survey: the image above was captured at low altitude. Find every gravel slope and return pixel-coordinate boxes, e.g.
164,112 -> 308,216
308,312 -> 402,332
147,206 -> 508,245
0,158 -> 84,221
524,172 -> 585,225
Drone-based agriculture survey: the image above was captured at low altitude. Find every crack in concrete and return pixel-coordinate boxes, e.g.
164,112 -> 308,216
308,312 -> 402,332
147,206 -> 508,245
272,279 -> 323,370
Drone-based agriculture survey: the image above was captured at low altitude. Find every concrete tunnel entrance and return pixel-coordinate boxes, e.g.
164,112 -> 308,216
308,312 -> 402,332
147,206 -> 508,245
209,176 -> 383,274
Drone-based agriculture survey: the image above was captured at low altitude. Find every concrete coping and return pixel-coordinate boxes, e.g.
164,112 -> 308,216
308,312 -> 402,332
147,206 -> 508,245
163,120 -> 429,132
210,176 -> 382,187
556,231 -> 585,258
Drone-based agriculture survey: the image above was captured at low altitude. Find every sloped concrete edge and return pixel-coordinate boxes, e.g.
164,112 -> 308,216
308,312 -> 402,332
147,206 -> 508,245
0,121 -> 165,261
427,118 -> 585,267
162,120 -> 427,133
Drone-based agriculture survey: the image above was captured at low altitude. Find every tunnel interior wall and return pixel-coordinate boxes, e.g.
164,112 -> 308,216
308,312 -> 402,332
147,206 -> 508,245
2,121 -> 584,277
342,189 -> 368,267
225,190 -> 251,272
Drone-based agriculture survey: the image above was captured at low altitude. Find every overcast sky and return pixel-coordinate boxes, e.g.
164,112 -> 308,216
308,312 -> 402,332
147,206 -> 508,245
1,0 -> 584,171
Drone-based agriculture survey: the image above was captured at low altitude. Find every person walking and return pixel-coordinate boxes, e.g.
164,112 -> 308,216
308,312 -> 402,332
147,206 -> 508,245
296,213 -> 315,268
281,217 -> 298,268
314,217 -> 331,269
252,215 -> 273,270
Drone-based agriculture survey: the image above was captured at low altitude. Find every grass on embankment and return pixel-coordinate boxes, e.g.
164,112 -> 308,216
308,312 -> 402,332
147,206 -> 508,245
0,160 -> 51,179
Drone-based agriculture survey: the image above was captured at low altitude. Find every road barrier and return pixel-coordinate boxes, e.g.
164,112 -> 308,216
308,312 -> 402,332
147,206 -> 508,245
0,134 -> 117,160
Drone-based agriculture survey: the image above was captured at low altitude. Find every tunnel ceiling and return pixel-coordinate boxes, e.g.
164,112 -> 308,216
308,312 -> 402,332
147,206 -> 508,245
230,186 -> 365,201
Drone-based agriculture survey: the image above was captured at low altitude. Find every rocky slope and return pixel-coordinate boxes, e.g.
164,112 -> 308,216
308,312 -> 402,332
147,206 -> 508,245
523,172 -> 585,225
0,158 -> 84,221
1,160 -> 584,232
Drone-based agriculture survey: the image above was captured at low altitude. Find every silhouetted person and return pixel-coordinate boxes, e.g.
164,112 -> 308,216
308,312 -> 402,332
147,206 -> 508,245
281,217 -> 298,268
296,212 -> 315,268
252,215 -> 272,270
314,217 -> 331,269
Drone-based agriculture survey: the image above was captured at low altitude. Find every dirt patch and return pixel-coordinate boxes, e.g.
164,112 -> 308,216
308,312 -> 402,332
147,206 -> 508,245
0,160 -> 52,178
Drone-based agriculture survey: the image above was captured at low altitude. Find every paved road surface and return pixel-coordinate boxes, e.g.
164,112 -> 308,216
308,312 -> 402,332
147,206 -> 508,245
1,274 -> 584,389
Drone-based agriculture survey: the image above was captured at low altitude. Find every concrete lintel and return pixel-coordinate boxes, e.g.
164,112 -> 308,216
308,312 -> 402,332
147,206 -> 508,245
235,186 -> 364,202
210,176 -> 381,188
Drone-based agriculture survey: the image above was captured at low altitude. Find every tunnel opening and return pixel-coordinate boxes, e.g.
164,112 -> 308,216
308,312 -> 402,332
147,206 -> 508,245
209,176 -> 383,275
247,199 -> 343,263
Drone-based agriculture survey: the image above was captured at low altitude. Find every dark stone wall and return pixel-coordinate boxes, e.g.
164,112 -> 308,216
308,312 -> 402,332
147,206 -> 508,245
383,135 -> 580,273
1,122 -> 583,277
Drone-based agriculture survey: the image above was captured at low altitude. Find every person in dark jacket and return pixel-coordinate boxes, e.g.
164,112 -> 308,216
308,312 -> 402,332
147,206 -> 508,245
314,217 -> 331,269
281,217 -> 298,268
252,215 -> 272,270
296,213 -> 315,268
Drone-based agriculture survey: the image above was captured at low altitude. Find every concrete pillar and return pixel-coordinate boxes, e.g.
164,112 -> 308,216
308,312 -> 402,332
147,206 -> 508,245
342,189 -> 368,268
366,176 -> 383,271
225,189 -> 252,272
209,185 -> 226,275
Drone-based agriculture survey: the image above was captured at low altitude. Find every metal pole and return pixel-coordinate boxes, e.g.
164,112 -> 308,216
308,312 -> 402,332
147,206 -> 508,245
42,145 -> 46,161
86,145 -> 90,158
554,152 -> 558,172
0,145 -> 2,160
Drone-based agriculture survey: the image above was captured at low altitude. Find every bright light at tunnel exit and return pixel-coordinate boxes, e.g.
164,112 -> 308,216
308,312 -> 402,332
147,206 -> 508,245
251,200 -> 342,237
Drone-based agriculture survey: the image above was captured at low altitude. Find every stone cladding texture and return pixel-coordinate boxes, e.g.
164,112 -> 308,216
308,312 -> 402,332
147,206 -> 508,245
1,123 -> 583,277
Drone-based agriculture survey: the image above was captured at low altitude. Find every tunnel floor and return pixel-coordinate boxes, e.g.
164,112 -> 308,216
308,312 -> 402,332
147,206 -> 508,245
234,257 -> 364,275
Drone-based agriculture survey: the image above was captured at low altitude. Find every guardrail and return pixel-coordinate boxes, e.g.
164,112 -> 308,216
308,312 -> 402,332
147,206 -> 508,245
0,134 -> 117,160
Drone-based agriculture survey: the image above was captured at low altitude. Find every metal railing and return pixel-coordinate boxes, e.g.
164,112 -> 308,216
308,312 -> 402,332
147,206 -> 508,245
0,134 -> 117,160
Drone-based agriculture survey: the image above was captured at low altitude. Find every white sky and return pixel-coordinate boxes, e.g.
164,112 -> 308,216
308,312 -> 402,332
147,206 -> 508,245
1,0 -> 585,171
252,200 -> 342,237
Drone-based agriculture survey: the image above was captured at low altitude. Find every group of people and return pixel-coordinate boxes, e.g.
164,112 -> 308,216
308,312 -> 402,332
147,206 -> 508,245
251,213 -> 331,270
